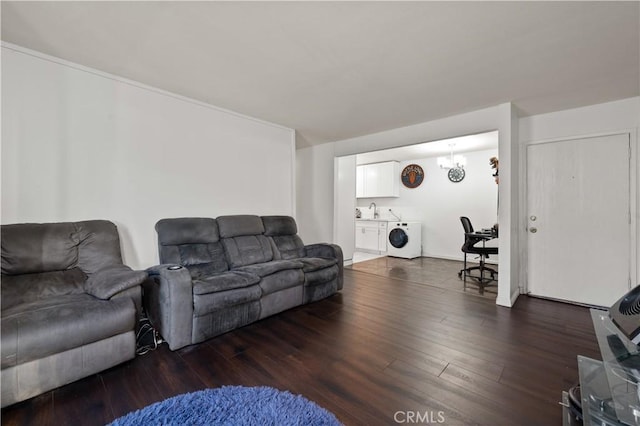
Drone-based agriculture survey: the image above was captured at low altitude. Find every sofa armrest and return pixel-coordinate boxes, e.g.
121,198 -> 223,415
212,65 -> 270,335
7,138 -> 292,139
110,285 -> 143,318
305,243 -> 344,290
85,266 -> 147,300
144,265 -> 194,350
305,243 -> 342,261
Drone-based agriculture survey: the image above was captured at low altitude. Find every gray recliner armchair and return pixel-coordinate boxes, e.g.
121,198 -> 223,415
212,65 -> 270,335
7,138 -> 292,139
1,220 -> 146,407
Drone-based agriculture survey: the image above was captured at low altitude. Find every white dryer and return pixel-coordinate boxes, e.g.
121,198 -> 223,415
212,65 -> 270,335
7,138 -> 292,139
387,222 -> 422,259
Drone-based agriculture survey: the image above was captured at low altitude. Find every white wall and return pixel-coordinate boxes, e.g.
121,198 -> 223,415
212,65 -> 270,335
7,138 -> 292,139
356,149 -> 499,260
1,44 -> 295,269
334,155 -> 357,263
296,141 -> 335,245
519,97 -> 640,143
498,102 -> 520,307
519,97 -> 640,292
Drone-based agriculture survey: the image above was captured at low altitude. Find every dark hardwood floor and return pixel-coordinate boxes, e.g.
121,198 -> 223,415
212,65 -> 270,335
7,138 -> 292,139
2,258 -> 600,425
349,256 -> 499,299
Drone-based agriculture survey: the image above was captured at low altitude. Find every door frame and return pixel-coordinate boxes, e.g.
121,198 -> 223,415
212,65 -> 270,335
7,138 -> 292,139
521,129 -> 638,299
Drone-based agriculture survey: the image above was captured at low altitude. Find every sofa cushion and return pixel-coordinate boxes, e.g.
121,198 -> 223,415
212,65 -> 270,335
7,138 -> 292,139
1,221 -> 125,277
75,220 -> 124,275
258,269 -> 305,294
262,216 -> 298,236
157,218 -> 219,246
1,223 -> 78,275
156,218 -> 229,277
271,236 -> 306,260
193,285 -> 262,316
1,294 -> 135,368
262,216 -> 306,260
1,268 -> 87,311
192,271 -> 260,295
222,235 -> 273,268
178,243 -> 228,278
217,215 -> 264,238
235,259 -> 303,278
217,216 -> 276,268
298,257 -> 338,273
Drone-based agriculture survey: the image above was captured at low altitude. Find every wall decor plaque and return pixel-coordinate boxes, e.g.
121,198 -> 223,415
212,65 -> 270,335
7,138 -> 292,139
401,164 -> 424,188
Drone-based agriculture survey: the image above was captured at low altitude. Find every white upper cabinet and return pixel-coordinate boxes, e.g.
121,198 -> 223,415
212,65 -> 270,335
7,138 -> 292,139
356,161 -> 400,198
356,165 -> 365,198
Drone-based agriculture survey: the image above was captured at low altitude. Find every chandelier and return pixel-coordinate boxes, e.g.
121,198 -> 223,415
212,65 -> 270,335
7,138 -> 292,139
437,144 -> 466,169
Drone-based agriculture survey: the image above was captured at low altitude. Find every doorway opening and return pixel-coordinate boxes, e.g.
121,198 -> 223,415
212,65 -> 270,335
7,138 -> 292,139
338,131 -> 499,266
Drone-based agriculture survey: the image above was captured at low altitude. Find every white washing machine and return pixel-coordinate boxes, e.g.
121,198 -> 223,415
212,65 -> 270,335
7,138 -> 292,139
387,222 -> 422,259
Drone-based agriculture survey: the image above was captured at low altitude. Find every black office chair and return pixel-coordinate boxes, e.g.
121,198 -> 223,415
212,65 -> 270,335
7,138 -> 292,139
458,216 -> 498,294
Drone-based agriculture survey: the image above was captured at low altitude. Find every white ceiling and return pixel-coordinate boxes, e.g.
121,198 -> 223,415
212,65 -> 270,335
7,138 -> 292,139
356,130 -> 498,165
2,2 -> 638,147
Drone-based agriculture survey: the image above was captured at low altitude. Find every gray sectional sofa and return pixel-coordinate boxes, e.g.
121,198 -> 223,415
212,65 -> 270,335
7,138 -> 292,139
1,220 -> 146,407
144,215 -> 343,350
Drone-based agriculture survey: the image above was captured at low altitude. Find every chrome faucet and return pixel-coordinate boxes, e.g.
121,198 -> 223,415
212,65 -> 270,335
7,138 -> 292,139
369,202 -> 379,219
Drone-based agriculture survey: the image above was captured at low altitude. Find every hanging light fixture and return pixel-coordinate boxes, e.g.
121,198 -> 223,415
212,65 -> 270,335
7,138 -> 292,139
437,143 -> 466,170
438,143 -> 467,182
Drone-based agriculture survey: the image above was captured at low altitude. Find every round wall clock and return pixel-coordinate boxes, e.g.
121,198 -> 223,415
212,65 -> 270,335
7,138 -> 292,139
448,167 -> 465,183
401,164 -> 424,188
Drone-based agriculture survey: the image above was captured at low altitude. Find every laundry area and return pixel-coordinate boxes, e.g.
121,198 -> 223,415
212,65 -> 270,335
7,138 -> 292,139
350,131 -> 500,265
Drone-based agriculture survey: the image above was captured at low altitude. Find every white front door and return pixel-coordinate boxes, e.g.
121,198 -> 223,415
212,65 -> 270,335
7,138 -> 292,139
526,133 -> 631,307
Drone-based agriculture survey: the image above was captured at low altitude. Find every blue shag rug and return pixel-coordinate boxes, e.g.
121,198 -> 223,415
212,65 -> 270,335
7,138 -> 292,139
108,386 -> 342,426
